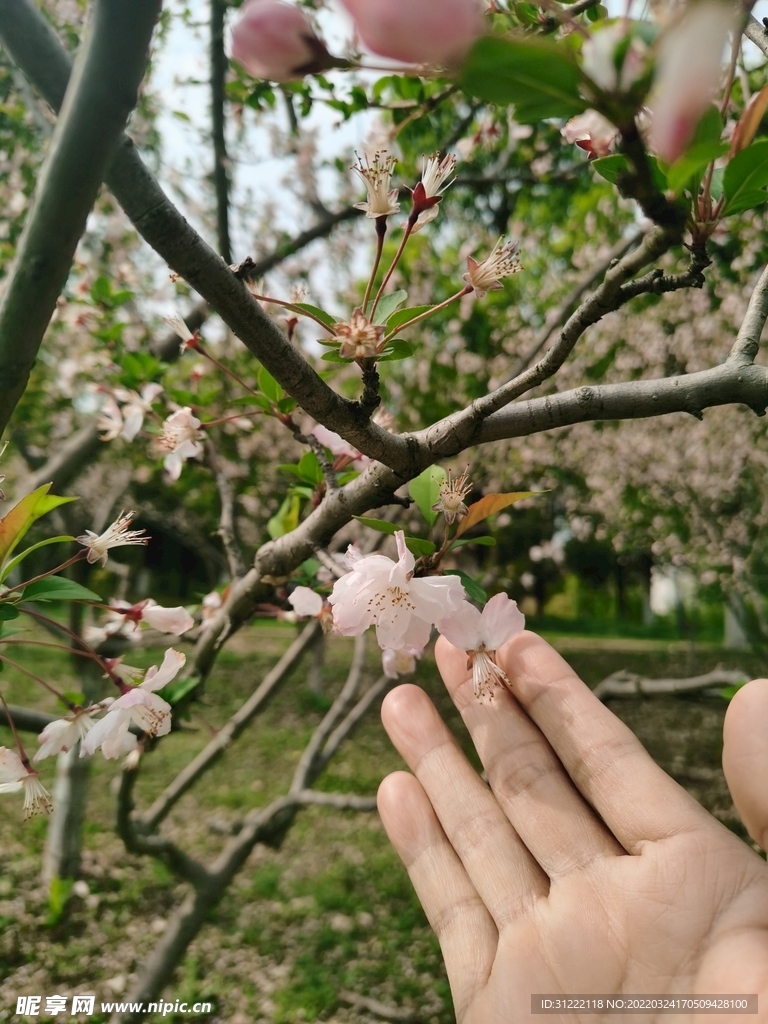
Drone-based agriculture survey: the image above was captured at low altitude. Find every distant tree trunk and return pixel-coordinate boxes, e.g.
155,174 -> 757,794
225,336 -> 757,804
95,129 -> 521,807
42,747 -> 89,883
307,628 -> 325,694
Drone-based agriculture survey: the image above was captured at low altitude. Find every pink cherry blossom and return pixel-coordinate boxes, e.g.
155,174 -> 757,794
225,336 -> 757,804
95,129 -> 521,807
231,1 -> 324,82
97,397 -> 124,442
562,110 -> 618,159
329,531 -> 465,650
438,592 -> 525,699
341,0 -> 484,66
0,747 -> 52,818
156,407 -> 203,480
581,24 -> 647,94
82,649 -> 185,759
382,645 -> 423,678
33,709 -> 97,762
648,2 -> 734,164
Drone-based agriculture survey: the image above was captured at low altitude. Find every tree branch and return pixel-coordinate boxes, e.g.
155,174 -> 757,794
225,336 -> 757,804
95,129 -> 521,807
593,667 -> 746,701
209,0 -> 231,265
139,620 -> 320,833
728,263 -> 768,365
744,13 -> 768,58
0,0 -> 406,467
204,437 -> 247,579
0,0 -> 162,437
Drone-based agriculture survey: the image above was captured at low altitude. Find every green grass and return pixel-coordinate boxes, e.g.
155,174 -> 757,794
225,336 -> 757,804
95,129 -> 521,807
0,619 -> 764,1021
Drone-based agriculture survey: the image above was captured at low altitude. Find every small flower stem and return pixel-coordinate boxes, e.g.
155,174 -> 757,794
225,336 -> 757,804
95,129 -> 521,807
0,691 -> 29,761
1,550 -> 88,599
249,294 -> 336,335
0,654 -> 76,709
188,342 -> 261,396
381,286 -> 471,345
370,221 -> 414,319
19,606 -> 118,685
199,411 -> 263,429
363,217 -> 388,314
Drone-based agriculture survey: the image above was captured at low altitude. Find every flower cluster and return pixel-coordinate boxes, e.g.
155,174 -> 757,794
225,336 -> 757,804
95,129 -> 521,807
328,531 -> 525,700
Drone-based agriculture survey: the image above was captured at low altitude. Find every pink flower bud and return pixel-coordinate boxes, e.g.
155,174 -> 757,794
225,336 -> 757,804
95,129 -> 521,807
230,0 -> 327,82
648,1 -> 734,164
340,0 -> 484,66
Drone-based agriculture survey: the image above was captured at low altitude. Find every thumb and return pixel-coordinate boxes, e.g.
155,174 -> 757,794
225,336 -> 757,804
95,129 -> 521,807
722,678 -> 768,850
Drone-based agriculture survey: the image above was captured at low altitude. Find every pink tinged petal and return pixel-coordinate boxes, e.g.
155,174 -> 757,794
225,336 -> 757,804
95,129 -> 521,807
142,604 -> 195,634
393,531 -> 415,577
231,0 -> 320,82
120,405 -> 144,442
164,452 -> 183,480
0,746 -> 26,784
340,0 -> 483,65
478,593 -> 526,650
649,1 -> 734,163
141,648 -> 186,691
0,781 -> 24,794
437,601 -> 484,650
141,383 -> 164,404
81,711 -> 126,759
34,719 -> 80,761
288,587 -> 324,618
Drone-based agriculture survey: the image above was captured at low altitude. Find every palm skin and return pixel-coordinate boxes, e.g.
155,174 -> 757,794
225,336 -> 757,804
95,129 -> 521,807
377,631 -> 768,1023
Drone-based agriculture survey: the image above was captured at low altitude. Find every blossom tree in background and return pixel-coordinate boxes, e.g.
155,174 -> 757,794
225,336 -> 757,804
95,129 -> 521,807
1,0 -> 768,1018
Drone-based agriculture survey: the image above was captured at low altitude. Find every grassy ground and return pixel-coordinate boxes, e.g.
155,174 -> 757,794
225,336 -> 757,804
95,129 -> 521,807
0,620 -> 765,1023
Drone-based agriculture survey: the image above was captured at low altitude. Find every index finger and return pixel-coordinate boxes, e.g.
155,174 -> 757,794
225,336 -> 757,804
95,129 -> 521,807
496,631 -> 711,853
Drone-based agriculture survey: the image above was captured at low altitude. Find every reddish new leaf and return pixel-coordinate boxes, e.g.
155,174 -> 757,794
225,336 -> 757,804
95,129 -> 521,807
455,491 -> 538,539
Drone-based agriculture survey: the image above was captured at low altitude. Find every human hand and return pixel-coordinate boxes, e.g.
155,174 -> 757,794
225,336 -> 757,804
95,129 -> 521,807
378,631 -> 768,1023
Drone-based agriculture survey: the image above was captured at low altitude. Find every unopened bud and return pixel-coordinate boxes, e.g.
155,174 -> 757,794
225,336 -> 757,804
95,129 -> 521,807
231,0 -> 339,82
340,0 -> 484,66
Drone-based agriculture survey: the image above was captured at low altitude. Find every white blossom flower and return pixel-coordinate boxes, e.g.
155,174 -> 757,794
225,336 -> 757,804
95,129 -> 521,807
412,153 -> 456,232
98,599 -> 195,637
438,592 -> 525,700
156,407 -> 204,480
288,586 -> 324,618
352,151 -> 400,219
312,425 -> 372,472
382,645 -> 423,678
81,649 -> 185,759
77,510 -> 149,567
163,312 -> 196,349
33,709 -> 97,762
201,590 -> 223,621
97,397 -> 124,442
582,23 -> 647,94
463,238 -> 523,298
114,383 -> 164,442
0,747 -> 53,818
329,531 -> 466,650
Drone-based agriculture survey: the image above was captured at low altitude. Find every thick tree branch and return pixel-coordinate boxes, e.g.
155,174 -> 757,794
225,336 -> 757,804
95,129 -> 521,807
0,0 -> 162,438
0,0 -> 406,467
0,703 -> 57,734
744,14 -> 768,58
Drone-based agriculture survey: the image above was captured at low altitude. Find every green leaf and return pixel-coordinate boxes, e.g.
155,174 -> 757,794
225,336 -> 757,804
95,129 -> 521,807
352,515 -> 398,535
277,396 -> 297,414
0,485 -> 77,570
710,167 -> 725,202
408,465 -> 447,528
385,305 -> 434,332
451,535 -> 497,548
723,140 -> 768,215
267,494 -> 300,539
22,576 -> 102,603
372,290 -> 408,325
666,140 -> 729,196
157,674 -> 200,706
591,154 -> 629,185
0,604 -> 20,620
321,350 -> 348,363
258,367 -> 283,402
444,569 -> 486,605
1,535 -> 76,583
459,35 -> 587,122
231,394 -> 273,412
404,537 -> 436,558
293,302 -> 338,329
298,451 -> 323,485
376,339 -> 414,361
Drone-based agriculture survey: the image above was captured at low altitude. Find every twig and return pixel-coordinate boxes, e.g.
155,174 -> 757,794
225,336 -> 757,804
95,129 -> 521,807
0,0 -> 162,437
317,673 -> 395,772
139,620 -> 320,832
204,438 -> 247,579
0,703 -> 57,734
338,990 -> 418,1022
293,790 -> 378,811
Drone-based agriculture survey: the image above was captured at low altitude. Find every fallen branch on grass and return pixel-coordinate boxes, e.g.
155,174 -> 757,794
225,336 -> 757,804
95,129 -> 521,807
593,667 -> 746,701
